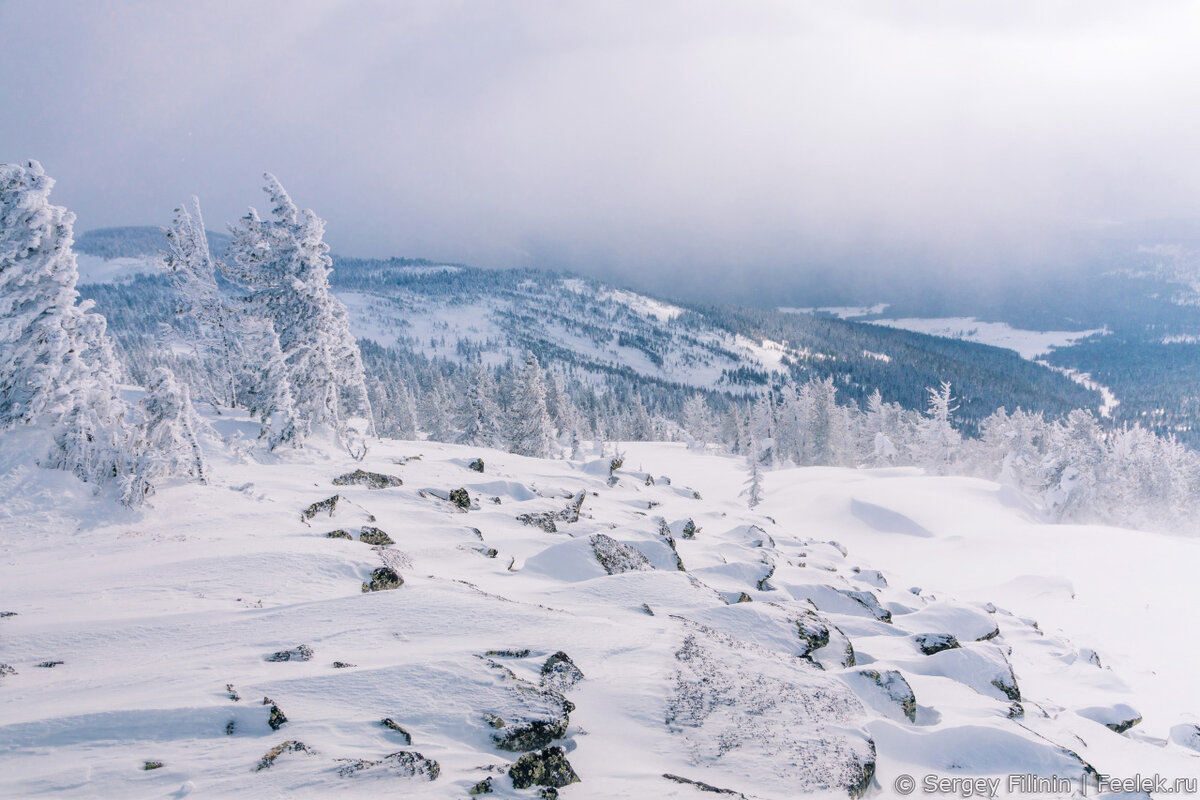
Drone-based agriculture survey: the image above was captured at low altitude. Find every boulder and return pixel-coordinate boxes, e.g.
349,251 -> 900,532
509,747 -> 581,789
469,458 -> 485,473
380,718 -> 412,744
326,529 -> 353,540
359,526 -> 394,546
450,488 -> 471,509
517,512 -> 558,533
913,632 -> 961,656
332,469 -> 403,489
362,567 -> 403,592
845,668 -> 917,722
142,761 -> 164,771
301,495 -> 339,521
590,533 -> 653,575
336,750 -> 439,779
469,776 -> 494,794
540,651 -> 584,693
1077,703 -> 1142,734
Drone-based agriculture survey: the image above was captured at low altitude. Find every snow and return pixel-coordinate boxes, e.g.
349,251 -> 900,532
1,430 -> 1197,798
867,317 -> 1108,361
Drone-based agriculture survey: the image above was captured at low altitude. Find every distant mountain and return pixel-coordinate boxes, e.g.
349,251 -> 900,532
75,225 -> 231,260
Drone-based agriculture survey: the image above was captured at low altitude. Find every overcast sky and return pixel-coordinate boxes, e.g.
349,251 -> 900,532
3,0 -> 1199,291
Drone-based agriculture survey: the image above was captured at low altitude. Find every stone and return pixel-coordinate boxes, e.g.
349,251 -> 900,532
265,644 -> 314,662
469,458 -> 485,473
450,488 -> 471,509
540,651 -> 584,693
142,761 -> 164,771
332,469 -> 403,489
380,718 -> 412,744
326,529 -> 353,539
358,526 -> 394,546
913,632 -> 961,656
509,747 -> 580,789
469,776 -> 494,794
254,740 -> 314,771
362,566 -> 403,592
301,495 -> 340,521
336,751 -> 439,780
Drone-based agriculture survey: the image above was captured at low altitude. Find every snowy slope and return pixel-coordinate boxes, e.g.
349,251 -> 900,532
2,425 -> 1196,798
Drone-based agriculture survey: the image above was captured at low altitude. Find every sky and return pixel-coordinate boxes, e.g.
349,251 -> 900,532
3,0 -> 1200,299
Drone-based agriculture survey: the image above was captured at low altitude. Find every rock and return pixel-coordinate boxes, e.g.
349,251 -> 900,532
358,526 -> 394,546
332,469 -> 403,489
1077,703 -> 1142,734
913,632 -> 961,656
450,488 -> 471,509
142,761 -> 164,770
301,494 -> 339,521
509,747 -> 581,789
332,661 -> 357,669
517,512 -> 558,533
486,649 -> 532,658
794,610 -> 831,659
336,750 -> 439,779
734,592 -> 752,603
225,720 -> 236,735
0,612 -> 16,618
0,664 -> 15,678
492,718 -> 568,752
838,589 -> 891,622
469,776 -> 494,794
469,458 -> 485,473
642,603 -> 655,616
265,644 -> 314,662
225,683 -> 240,701
541,651 -> 584,693
254,740 -> 315,771
380,718 -> 412,744
681,519 -> 699,539
362,566 -> 403,592
36,660 -> 63,668
539,789 -> 558,799
485,713 -> 506,728
560,491 -> 586,523
267,703 -> 288,730
590,533 -> 653,575
846,668 -> 917,722
326,529 -> 353,539
662,774 -> 744,796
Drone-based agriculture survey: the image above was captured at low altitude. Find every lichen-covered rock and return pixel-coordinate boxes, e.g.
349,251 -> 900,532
36,660 -> 63,668
794,610 -> 831,659
517,512 -> 558,533
469,458 -> 485,473
450,488 -> 471,509
266,702 -> 288,730
666,622 -> 874,798
332,661 -> 357,669
492,717 -> 568,752
540,651 -> 584,694
332,469 -> 403,489
301,495 -> 339,521
846,668 -> 917,722
362,566 -> 402,592
469,776 -> 494,794
254,740 -> 314,771
590,533 -> 653,575
913,632 -> 961,655
509,747 -> 580,789
359,526 -> 394,546
336,750 -> 439,779
681,519 -> 699,539
838,589 -> 892,622
486,648 -> 532,658
380,718 -> 412,744
265,644 -> 314,662
142,761 -> 163,771
225,683 -> 240,701
326,529 -> 353,540
662,774 -> 744,796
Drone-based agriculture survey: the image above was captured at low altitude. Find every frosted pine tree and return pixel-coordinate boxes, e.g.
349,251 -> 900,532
0,160 -> 131,489
914,381 -> 961,475
227,174 -> 374,445
749,393 -> 776,465
681,395 -> 716,450
456,362 -> 502,447
741,442 -> 764,509
164,196 -> 240,407
508,351 -> 557,458
123,367 -> 208,504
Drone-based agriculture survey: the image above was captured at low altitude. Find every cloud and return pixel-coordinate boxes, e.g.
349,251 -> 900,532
2,0 -> 1199,295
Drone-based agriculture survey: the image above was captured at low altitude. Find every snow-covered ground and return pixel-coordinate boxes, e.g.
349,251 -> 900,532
864,318 -> 1107,361
2,427 -> 1197,798
75,253 -> 160,284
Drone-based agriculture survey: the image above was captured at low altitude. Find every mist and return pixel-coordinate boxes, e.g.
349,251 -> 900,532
3,0 -> 1199,302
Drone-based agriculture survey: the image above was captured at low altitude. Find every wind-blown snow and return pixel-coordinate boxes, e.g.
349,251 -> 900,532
1,425 -> 1196,798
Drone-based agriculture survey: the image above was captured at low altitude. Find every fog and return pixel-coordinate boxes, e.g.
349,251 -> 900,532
3,1 -> 1199,301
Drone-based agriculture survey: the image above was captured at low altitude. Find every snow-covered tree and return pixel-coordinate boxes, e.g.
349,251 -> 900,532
227,174 -> 374,445
1,160 -> 131,489
456,362 -> 503,447
508,351 -> 557,458
862,389 -> 899,467
749,393 -> 776,465
1041,409 -> 1106,521
681,395 -> 717,450
913,381 -> 961,475
742,444 -> 764,509
164,196 -> 239,408
123,367 -> 208,505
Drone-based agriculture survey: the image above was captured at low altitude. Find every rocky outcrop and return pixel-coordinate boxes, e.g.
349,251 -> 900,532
325,529 -> 353,540
336,750 -> 439,779
590,533 -> 653,575
358,526 -> 394,546
662,774 -> 744,796
847,668 -> 917,722
540,651 -> 584,694
254,740 -> 314,771
469,458 -> 485,473
517,512 -> 559,533
450,488 -> 471,509
332,469 -> 403,489
264,699 -> 288,730
913,632 -> 960,655
380,718 -> 412,744
509,747 -> 581,789
301,495 -> 339,521
362,566 -> 402,592
265,644 -> 314,662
